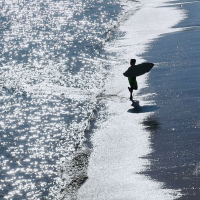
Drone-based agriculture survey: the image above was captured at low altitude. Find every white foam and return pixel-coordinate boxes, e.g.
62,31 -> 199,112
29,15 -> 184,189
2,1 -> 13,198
78,0 -> 186,199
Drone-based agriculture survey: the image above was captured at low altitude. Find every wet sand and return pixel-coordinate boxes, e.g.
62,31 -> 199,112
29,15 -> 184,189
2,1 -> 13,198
140,0 -> 200,199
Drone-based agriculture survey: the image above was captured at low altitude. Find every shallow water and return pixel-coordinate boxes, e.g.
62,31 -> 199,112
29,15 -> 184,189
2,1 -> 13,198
78,0 -> 187,199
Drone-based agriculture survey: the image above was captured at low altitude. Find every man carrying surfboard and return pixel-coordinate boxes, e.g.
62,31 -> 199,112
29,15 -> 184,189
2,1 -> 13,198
128,59 -> 138,100
123,59 -> 154,100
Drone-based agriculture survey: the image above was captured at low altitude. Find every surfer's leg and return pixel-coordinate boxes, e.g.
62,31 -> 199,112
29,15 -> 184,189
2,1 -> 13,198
128,78 -> 135,100
133,80 -> 138,90
129,87 -> 134,100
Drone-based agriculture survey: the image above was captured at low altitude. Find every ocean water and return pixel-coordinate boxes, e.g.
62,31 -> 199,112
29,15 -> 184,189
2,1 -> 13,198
0,0 -> 137,199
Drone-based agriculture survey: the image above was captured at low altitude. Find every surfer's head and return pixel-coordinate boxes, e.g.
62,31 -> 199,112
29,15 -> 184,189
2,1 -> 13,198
130,59 -> 136,66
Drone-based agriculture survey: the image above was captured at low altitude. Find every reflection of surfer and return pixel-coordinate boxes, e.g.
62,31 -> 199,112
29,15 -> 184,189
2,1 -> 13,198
128,59 -> 138,100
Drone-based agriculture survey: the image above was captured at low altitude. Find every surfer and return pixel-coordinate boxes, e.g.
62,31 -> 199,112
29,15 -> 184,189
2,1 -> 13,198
128,59 -> 138,100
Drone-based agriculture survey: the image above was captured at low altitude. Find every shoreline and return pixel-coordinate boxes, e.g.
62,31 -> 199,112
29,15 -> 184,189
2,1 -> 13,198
139,0 -> 200,199
77,0 -> 186,199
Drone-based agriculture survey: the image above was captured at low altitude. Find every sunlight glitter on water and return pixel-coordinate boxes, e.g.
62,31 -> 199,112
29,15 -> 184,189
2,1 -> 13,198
0,0 -> 131,198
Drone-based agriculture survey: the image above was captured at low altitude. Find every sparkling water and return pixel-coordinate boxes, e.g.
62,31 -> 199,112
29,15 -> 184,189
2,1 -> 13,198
0,0 -> 136,199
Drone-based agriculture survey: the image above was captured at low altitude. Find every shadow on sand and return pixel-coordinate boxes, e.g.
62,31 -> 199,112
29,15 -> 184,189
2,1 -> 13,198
128,100 -> 159,114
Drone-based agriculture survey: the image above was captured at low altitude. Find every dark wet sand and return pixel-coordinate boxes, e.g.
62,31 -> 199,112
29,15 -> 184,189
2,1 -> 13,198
140,0 -> 200,199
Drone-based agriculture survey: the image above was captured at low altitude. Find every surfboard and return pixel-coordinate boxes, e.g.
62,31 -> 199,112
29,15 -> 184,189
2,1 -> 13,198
123,63 -> 154,77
